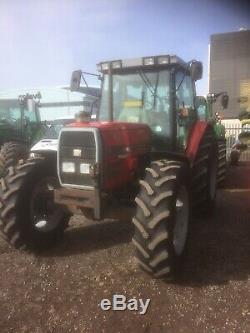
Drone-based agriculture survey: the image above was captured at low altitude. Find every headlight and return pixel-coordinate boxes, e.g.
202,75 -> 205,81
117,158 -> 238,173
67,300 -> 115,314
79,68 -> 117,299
62,162 -> 75,173
80,163 -> 90,174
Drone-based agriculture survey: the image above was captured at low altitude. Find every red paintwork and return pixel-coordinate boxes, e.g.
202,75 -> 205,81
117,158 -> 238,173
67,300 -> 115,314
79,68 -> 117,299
186,121 -> 211,164
66,120 -> 211,189
67,121 -> 151,191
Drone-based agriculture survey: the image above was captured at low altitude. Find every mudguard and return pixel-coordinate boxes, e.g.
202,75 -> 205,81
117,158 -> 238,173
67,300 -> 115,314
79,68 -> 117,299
186,121 -> 213,165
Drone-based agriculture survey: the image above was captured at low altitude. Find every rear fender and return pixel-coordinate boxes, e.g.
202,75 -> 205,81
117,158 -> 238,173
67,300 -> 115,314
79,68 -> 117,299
186,121 -> 212,165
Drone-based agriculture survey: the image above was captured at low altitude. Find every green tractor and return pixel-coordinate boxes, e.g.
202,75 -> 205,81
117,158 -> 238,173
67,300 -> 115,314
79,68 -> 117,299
0,93 -> 47,176
196,92 -> 228,185
0,55 -> 220,280
0,89 -> 99,177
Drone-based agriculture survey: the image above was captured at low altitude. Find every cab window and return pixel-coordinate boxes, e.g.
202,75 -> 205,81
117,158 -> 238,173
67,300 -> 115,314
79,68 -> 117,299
175,72 -> 194,109
24,108 -> 37,122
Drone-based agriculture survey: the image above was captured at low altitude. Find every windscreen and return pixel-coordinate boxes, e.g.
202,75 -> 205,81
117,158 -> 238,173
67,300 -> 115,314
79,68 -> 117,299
0,100 -> 22,124
99,70 -> 171,139
0,99 -> 39,125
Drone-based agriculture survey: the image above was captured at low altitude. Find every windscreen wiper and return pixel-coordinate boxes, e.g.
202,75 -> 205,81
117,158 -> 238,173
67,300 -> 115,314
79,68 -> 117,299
138,69 -> 155,96
176,62 -> 190,91
138,69 -> 160,105
153,71 -> 160,110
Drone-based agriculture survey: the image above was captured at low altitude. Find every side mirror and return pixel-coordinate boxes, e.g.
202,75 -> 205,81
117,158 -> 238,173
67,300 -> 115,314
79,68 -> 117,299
190,61 -> 203,81
70,70 -> 82,91
221,94 -> 229,109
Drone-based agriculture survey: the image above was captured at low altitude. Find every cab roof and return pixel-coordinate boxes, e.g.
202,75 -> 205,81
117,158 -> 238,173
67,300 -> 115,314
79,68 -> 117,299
97,55 -> 190,73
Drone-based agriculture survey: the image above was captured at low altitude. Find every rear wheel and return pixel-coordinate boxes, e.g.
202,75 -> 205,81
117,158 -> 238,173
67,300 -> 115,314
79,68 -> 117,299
0,141 -> 29,177
0,157 -> 70,250
217,140 -> 227,186
192,130 -> 217,213
132,159 -> 190,279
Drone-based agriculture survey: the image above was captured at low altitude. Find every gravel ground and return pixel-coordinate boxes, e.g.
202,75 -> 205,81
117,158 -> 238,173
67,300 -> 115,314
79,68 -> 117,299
0,163 -> 250,333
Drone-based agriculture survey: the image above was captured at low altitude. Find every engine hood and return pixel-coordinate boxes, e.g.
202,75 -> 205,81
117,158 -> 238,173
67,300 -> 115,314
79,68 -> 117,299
31,139 -> 58,152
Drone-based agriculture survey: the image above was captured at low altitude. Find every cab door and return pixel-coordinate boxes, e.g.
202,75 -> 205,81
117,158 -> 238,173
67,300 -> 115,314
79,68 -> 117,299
175,72 -> 197,150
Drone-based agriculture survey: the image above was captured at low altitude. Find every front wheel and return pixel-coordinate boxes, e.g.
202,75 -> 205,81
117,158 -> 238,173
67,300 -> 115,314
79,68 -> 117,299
0,157 -> 70,251
132,159 -> 190,280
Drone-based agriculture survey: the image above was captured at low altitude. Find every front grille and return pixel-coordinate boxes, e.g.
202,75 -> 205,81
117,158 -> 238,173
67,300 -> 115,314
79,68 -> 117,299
60,146 -> 96,162
60,131 -> 96,147
58,129 -> 99,188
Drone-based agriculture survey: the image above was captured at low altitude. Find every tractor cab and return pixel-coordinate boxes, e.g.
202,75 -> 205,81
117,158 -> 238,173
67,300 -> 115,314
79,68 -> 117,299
0,93 -> 42,145
96,55 -> 202,152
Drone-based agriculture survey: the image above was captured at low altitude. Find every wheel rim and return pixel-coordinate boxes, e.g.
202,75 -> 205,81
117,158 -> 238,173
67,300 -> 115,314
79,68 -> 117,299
173,186 -> 189,255
30,177 -> 63,233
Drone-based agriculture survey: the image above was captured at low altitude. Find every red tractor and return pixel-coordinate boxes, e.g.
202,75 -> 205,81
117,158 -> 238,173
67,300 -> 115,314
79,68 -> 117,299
0,55 -> 218,280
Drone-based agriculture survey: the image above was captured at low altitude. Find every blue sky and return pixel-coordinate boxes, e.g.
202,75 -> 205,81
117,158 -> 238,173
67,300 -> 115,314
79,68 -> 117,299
0,0 -> 249,95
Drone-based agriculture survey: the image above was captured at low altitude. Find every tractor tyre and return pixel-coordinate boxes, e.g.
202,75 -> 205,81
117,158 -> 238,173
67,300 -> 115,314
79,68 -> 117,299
132,159 -> 190,280
0,142 -> 29,178
191,130 -> 218,214
217,140 -> 227,187
0,157 -> 70,251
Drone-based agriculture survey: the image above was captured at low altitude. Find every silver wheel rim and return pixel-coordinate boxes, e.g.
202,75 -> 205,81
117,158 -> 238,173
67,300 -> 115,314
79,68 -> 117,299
173,186 -> 189,255
30,178 -> 63,233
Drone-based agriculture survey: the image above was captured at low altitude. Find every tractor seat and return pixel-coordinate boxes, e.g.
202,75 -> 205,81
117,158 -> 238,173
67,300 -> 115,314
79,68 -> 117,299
119,99 -> 144,123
